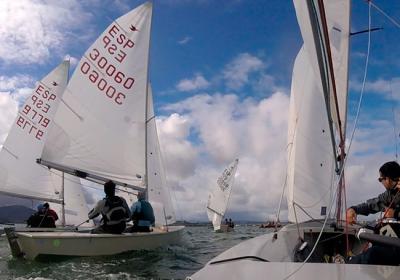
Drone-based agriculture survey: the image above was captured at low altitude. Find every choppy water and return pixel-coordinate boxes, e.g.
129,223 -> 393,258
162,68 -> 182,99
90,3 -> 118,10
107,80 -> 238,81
0,224 -> 269,280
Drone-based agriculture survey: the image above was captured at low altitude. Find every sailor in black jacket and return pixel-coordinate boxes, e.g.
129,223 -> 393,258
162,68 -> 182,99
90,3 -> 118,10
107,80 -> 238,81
347,161 -> 400,265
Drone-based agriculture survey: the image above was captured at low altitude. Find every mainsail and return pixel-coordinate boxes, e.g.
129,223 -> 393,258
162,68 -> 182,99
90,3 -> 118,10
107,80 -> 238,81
207,159 -> 239,231
40,3 -> 153,189
287,0 -> 350,223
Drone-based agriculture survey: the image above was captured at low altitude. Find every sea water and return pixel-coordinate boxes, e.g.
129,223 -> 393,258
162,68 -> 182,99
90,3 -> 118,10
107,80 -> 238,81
0,224 -> 270,279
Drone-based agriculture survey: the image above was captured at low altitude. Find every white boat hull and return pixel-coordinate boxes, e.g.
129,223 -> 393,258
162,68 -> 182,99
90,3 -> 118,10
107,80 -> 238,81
189,261 -> 400,280
6,226 -> 184,260
215,224 -> 234,233
188,221 -> 400,279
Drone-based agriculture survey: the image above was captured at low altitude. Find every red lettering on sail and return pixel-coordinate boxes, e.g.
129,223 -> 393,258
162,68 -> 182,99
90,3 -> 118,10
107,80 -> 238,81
16,115 -> 45,140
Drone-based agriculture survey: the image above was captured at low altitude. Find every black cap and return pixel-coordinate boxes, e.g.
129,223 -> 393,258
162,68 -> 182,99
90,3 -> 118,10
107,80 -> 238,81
379,161 -> 400,180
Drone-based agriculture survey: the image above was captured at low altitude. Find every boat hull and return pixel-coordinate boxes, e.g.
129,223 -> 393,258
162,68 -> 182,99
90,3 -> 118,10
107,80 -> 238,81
188,220 -> 397,279
6,226 -> 184,260
215,224 -> 234,233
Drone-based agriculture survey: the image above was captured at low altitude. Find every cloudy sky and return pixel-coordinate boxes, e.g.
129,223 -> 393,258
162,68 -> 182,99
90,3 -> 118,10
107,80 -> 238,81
0,0 -> 399,222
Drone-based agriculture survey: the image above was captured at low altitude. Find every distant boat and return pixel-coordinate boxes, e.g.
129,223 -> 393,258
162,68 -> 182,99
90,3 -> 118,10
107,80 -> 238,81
206,159 -> 238,232
259,221 -> 281,229
5,2 -> 183,260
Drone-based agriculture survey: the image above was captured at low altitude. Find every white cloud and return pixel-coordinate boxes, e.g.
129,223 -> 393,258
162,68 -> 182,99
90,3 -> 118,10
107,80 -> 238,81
350,77 -> 400,100
176,73 -> 210,92
0,74 -> 35,144
178,36 -> 192,45
157,113 -> 198,182
161,91 -> 290,221
223,53 -> 265,90
0,0 -> 92,65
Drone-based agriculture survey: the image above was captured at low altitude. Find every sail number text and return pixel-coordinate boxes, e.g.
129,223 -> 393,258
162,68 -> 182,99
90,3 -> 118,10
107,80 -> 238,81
79,24 -> 136,106
16,84 -> 57,140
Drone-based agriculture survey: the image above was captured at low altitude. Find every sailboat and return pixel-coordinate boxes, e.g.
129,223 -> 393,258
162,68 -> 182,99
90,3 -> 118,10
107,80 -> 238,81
207,159 -> 238,232
189,0 -> 400,279
5,2 -> 183,260
0,60 -> 92,228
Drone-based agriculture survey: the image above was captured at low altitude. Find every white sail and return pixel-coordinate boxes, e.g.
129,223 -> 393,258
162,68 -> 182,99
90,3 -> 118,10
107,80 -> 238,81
0,61 -> 69,203
41,2 -> 153,188
207,159 -> 239,231
287,0 -> 350,223
147,84 -> 176,226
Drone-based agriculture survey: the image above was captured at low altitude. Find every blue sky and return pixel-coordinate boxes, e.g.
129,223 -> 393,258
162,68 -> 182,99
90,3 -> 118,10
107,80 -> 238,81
0,0 -> 399,221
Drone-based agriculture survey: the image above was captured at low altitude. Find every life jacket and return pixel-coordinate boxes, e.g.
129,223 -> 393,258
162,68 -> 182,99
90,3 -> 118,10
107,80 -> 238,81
132,200 -> 155,224
27,213 -> 56,228
102,196 -> 129,226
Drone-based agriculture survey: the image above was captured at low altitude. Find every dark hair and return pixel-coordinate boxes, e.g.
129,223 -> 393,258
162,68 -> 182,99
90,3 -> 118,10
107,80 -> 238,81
104,180 -> 116,196
379,161 -> 400,181
43,202 -> 49,208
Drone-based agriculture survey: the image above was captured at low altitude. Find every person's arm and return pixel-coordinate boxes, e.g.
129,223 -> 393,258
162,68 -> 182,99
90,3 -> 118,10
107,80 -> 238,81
350,192 -> 388,216
88,200 -> 105,219
130,201 -> 139,215
122,198 -> 131,219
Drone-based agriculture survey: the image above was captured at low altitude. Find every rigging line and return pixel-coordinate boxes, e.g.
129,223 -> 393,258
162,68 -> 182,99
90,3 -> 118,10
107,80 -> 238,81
344,0 -> 371,170
389,80 -> 399,160
369,1 -> 400,29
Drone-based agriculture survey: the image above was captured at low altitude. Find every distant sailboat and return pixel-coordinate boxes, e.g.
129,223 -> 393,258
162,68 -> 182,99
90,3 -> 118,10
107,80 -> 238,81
5,2 -> 183,260
207,159 -> 238,232
189,0 -> 400,279
0,60 -> 92,227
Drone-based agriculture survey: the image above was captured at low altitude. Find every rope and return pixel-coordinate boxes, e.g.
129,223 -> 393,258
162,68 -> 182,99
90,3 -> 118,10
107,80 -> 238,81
369,1 -> 400,29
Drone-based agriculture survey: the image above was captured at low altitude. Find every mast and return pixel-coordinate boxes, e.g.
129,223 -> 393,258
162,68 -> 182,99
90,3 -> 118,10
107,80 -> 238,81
144,4 -> 154,201
315,0 -> 347,222
61,172 -> 65,226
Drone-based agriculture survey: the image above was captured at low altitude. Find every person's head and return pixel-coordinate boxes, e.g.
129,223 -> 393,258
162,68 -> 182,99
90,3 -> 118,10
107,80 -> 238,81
378,161 -> 400,190
43,202 -> 49,209
104,180 -> 116,197
137,191 -> 146,200
37,204 -> 44,213
225,218 -> 228,222
229,218 -> 232,222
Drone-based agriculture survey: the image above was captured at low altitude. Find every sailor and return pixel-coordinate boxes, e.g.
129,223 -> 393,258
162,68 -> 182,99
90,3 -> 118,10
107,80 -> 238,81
130,191 -> 155,232
346,161 -> 400,265
228,218 -> 234,228
42,202 -> 59,223
26,203 -> 56,228
88,180 -> 131,234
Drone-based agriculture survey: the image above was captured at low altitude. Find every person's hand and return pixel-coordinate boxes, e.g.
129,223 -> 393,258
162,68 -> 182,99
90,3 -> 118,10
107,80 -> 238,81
383,207 -> 395,218
346,208 -> 357,225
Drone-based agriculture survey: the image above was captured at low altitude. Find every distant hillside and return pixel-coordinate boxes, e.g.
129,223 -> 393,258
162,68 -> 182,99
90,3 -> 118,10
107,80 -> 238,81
0,205 -> 35,223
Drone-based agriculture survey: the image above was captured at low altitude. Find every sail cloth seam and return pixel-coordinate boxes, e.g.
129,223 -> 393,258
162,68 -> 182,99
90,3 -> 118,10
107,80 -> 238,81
2,146 -> 18,159
206,206 -> 224,217
61,91 -> 84,121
